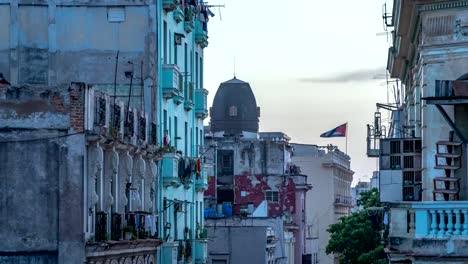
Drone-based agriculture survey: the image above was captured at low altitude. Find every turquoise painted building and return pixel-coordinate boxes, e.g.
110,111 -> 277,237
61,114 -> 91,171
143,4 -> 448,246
157,1 -> 210,263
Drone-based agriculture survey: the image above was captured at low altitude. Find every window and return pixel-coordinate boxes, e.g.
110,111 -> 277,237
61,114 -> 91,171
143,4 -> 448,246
174,40 -> 178,64
390,140 -> 400,154
200,129 -> 203,147
196,127 -> 199,155
163,21 -> 167,64
403,140 -> 414,153
265,190 -> 279,203
222,154 -> 232,168
229,106 -> 238,117
185,122 -> 188,155
174,116 -> 178,149
218,150 -> 233,176
163,110 -> 167,133
200,57 -> 203,88
195,52 -> 199,88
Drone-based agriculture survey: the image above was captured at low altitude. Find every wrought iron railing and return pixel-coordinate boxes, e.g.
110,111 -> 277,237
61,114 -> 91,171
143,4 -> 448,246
95,211 -> 108,241
110,213 -> 122,241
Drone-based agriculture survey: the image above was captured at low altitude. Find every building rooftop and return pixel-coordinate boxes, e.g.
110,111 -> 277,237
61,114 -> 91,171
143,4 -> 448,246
210,77 -> 260,135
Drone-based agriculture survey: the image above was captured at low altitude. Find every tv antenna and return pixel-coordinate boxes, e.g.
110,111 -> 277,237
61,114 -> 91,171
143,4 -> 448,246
233,56 -> 236,78
382,3 -> 393,31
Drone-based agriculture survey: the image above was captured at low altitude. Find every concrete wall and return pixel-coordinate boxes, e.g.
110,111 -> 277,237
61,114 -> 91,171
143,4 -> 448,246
415,9 -> 468,201
0,85 -> 85,263
291,143 -> 353,264
207,226 -> 266,264
0,1 -> 156,86
206,217 -> 287,264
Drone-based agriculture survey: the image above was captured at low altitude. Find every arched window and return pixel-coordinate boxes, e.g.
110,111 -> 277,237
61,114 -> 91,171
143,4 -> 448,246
229,105 -> 238,117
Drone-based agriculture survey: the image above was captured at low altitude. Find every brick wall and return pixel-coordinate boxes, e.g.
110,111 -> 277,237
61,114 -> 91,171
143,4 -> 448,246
69,83 -> 85,132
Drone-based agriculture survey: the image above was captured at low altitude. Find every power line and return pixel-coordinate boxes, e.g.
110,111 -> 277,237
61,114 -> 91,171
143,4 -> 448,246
0,131 -> 85,144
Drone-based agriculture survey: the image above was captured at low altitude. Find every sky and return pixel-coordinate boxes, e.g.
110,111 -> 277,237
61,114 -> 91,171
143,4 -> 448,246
203,0 -> 393,184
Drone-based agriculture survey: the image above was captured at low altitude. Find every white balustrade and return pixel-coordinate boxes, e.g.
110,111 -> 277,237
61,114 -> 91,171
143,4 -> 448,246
408,202 -> 468,238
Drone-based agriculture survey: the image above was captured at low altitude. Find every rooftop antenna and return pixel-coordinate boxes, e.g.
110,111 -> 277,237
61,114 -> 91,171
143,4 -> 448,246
233,56 -> 236,79
377,3 -> 394,43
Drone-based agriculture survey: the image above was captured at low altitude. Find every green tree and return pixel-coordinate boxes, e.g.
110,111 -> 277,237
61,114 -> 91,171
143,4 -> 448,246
357,188 -> 381,209
326,188 -> 386,264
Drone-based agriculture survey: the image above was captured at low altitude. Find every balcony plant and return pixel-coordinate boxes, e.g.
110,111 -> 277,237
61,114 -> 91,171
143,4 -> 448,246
159,145 -> 176,154
123,225 -> 135,240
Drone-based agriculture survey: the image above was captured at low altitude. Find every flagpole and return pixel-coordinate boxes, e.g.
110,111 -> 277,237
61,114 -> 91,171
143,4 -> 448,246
345,122 -> 348,154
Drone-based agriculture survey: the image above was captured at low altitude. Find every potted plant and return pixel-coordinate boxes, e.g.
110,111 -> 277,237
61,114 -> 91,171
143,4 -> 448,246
199,227 -> 207,239
123,226 -> 134,240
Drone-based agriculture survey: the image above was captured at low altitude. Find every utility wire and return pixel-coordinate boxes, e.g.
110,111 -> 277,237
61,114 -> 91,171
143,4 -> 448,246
0,131 -> 85,144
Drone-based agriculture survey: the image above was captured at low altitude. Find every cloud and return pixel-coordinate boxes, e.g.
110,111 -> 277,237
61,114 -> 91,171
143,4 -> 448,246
298,67 -> 387,83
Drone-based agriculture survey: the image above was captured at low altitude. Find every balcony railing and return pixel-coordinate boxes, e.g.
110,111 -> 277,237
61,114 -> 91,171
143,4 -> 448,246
195,89 -> 208,119
95,211 -> 108,241
124,212 -> 158,239
334,194 -> 353,206
173,7 -> 184,23
414,202 -> 468,237
195,20 -> 208,48
163,0 -> 179,11
86,88 -> 152,146
162,64 -> 181,99
162,153 -> 181,187
110,213 -> 122,241
193,239 -> 208,264
195,170 -> 207,192
93,211 -> 158,242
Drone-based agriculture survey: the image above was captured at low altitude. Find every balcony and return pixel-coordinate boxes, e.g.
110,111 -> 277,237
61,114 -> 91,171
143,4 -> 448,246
387,201 -> 468,261
173,7 -> 184,23
162,64 -> 181,99
163,0 -> 179,12
195,170 -> 207,192
173,94 -> 184,105
92,211 -> 158,242
195,21 -> 208,48
184,99 -> 194,111
193,239 -> 208,264
161,242 -> 178,263
184,20 -> 194,33
334,194 -> 353,206
86,211 -> 160,264
86,88 -> 150,147
195,89 -> 208,119
162,153 -> 180,187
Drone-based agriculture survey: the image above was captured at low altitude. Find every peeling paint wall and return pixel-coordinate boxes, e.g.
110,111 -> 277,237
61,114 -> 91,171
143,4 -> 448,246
234,175 -> 296,217
0,1 -> 157,93
0,84 -> 86,263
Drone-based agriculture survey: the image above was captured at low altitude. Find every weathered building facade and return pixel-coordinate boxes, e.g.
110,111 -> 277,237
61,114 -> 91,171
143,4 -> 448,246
157,1 -> 210,263
0,0 -> 211,263
291,143 -> 353,264
0,83 -> 161,264
367,0 -> 468,263
203,78 -> 311,264
205,217 -> 291,264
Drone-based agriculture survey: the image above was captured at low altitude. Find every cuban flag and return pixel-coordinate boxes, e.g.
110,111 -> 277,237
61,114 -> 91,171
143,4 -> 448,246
320,123 -> 347,138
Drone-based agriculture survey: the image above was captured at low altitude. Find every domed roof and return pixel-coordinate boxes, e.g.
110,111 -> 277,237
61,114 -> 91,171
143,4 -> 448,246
210,77 -> 260,135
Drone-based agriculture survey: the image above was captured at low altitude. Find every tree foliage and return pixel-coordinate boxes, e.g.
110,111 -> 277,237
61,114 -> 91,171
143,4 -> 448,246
326,188 -> 386,264
357,188 -> 381,209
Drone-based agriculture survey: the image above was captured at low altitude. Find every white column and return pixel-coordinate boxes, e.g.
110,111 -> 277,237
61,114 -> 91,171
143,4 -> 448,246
134,156 -> 146,211
120,151 -> 132,212
446,209 -> 453,235
148,160 -> 158,213
429,209 -> 438,235
109,148 -> 119,212
454,209 -> 461,235
438,210 -> 446,237
95,144 -> 104,212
